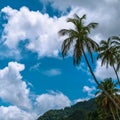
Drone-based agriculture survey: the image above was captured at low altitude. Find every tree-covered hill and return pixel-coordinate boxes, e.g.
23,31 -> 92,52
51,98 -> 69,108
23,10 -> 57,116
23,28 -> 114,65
37,98 -> 97,120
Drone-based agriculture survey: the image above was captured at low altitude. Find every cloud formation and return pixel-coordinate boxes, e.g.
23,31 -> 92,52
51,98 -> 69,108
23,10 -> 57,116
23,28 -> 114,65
0,62 -> 31,109
1,2 -> 119,60
0,61 -> 71,119
35,91 -> 71,115
42,0 -> 120,40
94,60 -> 120,80
42,0 -> 119,11
1,6 -> 72,58
83,86 -> 95,97
29,62 -> 41,71
43,68 -> 61,76
0,106 -> 35,120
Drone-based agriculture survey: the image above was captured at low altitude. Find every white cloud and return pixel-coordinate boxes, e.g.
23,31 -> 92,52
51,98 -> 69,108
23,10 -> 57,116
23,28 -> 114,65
43,68 -> 61,76
74,98 -> 89,104
1,5 -> 114,59
0,1 -> 119,60
41,0 -> 120,41
76,62 -> 90,75
88,78 -> 95,84
83,86 -> 95,97
94,60 -> 120,80
0,47 -> 21,60
0,61 -> 71,119
29,62 -> 41,71
0,106 -> 35,120
35,91 -> 71,115
0,90 -> 71,120
0,62 -> 31,109
1,6 -> 72,58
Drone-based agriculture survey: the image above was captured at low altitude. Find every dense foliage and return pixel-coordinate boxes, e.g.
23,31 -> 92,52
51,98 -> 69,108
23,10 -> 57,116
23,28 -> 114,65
37,96 -> 120,120
37,98 -> 96,120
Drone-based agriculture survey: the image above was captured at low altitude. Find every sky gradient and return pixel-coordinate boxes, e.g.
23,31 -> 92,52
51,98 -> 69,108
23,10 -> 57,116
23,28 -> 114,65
0,0 -> 120,119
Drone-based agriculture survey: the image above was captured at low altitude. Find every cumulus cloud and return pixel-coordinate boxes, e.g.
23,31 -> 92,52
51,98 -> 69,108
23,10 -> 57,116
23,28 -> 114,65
35,91 -> 71,115
42,0 -> 119,11
83,86 -> 95,97
41,0 -> 120,40
0,91 -> 71,119
0,106 -> 35,120
0,47 -> 21,60
0,1 -> 119,60
1,4 -> 115,59
1,6 -> 73,58
0,62 -> 71,119
0,62 -> 31,109
94,60 -> 120,80
43,68 -> 61,76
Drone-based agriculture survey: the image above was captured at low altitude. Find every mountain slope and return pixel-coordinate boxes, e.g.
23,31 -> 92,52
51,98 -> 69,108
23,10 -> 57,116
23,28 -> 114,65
37,98 -> 96,120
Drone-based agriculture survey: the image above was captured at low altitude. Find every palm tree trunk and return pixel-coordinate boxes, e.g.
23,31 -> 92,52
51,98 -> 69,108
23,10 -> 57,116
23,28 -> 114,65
82,49 -> 120,110
113,65 -> 120,85
116,109 -> 120,120
82,49 -> 99,85
110,105 -> 116,120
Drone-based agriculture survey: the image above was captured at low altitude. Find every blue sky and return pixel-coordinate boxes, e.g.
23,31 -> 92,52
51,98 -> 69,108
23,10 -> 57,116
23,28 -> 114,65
0,0 -> 120,119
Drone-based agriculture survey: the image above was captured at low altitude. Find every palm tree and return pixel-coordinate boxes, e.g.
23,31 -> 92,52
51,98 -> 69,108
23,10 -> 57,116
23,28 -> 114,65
58,14 -> 120,109
97,37 -> 120,84
111,36 -> 120,51
96,78 -> 120,120
111,35 -> 120,72
59,14 -> 99,83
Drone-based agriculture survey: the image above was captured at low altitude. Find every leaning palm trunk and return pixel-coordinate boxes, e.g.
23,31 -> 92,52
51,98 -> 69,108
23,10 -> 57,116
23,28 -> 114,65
82,49 -> 120,110
113,65 -> 120,85
110,106 -> 116,120
59,14 -> 120,110
116,109 -> 120,120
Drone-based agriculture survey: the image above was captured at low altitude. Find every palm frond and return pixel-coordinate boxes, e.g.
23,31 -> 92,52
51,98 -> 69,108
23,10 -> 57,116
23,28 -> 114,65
73,40 -> 82,65
61,37 -> 74,58
80,14 -> 86,20
87,23 -> 98,33
85,38 -> 98,62
58,29 -> 70,36
111,36 -> 120,41
74,14 -> 80,19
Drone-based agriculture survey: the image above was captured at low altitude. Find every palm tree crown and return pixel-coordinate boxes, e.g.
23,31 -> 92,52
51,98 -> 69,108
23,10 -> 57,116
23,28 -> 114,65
59,14 -> 98,65
59,14 -> 120,110
97,37 -> 117,67
96,78 -> 120,120
111,35 -> 120,71
97,37 -> 120,84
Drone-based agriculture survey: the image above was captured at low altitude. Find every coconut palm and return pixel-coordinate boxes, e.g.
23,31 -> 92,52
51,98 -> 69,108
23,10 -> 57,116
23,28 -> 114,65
58,14 -> 120,109
111,36 -> 120,51
96,78 -> 120,120
111,35 -> 120,72
59,14 -> 99,83
97,37 -> 120,84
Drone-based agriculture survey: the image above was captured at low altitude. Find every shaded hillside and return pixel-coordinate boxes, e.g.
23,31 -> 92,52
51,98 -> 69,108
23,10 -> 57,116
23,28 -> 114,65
37,98 -> 97,120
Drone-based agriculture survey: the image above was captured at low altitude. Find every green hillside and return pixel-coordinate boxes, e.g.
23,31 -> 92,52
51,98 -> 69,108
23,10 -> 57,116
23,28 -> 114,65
37,98 -> 97,120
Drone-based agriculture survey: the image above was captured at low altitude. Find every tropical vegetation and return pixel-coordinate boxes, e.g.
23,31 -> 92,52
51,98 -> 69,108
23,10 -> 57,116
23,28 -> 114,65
37,14 -> 120,119
37,98 -> 97,120
95,78 -> 120,120
59,14 -> 120,109
37,79 -> 120,120
97,37 -> 120,84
